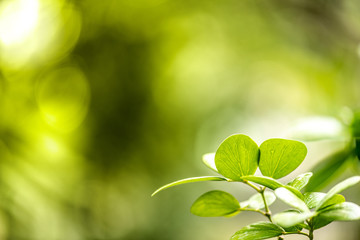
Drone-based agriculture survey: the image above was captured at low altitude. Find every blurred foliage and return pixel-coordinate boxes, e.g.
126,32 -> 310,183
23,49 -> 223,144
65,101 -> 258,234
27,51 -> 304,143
0,0 -> 360,239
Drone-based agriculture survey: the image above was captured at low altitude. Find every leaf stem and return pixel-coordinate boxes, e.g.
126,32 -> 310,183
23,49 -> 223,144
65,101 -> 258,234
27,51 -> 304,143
259,187 -> 272,222
242,179 -> 261,192
242,180 -> 273,222
283,231 -> 310,237
307,220 -> 314,240
240,208 -> 267,216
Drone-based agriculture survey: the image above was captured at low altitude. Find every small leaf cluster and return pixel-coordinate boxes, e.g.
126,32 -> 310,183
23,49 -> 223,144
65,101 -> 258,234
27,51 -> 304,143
152,134 -> 360,240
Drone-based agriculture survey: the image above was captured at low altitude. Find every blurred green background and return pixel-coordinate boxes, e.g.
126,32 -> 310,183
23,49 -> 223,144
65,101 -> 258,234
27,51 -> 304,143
0,0 -> 359,239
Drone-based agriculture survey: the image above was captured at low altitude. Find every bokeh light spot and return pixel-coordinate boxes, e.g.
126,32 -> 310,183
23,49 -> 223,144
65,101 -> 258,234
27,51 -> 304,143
0,0 -> 81,70
36,67 -> 91,132
0,0 -> 39,46
43,136 -> 60,154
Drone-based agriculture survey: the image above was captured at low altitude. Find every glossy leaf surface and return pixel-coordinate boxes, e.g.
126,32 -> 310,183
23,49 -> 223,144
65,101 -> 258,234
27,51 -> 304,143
191,190 -> 240,217
304,192 -> 345,209
245,192 -> 276,210
273,211 -> 314,228
215,134 -> 259,181
259,139 -> 307,179
202,153 -> 217,172
275,187 -> 309,212
151,176 -> 227,196
317,202 -> 360,221
283,185 -> 304,200
316,176 -> 360,210
231,222 -> 284,240
287,172 -> 313,190
241,175 -> 283,190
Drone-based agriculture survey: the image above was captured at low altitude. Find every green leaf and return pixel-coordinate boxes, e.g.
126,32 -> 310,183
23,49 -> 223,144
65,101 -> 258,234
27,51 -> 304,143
304,192 -> 345,209
202,153 -> 218,172
282,225 -> 303,233
273,211 -> 314,228
243,192 -> 276,209
231,222 -> 284,240
190,190 -> 240,217
312,215 -> 333,229
241,175 -> 283,190
308,193 -> 347,229
215,134 -> 259,181
317,202 -> 360,221
282,222 -> 306,232
316,176 -> 360,210
287,172 -> 313,190
305,148 -> 352,192
274,187 -> 309,212
151,176 -> 228,196
283,185 -> 304,200
259,139 -> 307,179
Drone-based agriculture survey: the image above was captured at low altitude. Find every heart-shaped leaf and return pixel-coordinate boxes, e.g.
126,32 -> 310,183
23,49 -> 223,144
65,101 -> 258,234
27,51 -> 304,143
259,139 -> 307,179
202,153 -> 218,172
151,176 -> 228,196
191,190 -> 240,217
287,172 -> 313,190
275,187 -> 309,212
316,176 -> 360,210
273,211 -> 314,228
317,202 -> 360,221
304,192 -> 345,209
241,192 -> 276,210
215,134 -> 259,181
231,222 -> 284,240
241,175 -> 283,190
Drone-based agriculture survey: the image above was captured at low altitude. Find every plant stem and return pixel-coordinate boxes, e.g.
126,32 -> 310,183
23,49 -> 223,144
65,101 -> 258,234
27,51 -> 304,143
243,180 -> 261,192
242,180 -> 273,222
259,187 -> 272,222
306,219 -> 314,240
240,208 -> 267,216
308,226 -> 314,240
283,231 -> 310,237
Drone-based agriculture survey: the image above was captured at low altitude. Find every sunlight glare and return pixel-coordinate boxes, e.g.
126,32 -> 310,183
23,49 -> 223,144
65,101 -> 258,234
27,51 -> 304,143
0,0 -> 39,46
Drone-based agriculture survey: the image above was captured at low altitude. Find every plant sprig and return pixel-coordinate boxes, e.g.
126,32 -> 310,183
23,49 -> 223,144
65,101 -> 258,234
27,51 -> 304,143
152,134 -> 360,240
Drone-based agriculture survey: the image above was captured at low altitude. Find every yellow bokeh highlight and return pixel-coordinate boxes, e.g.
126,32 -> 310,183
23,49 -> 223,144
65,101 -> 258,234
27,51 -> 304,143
36,67 -> 90,132
43,136 -> 61,155
0,0 -> 81,70
0,0 -> 39,46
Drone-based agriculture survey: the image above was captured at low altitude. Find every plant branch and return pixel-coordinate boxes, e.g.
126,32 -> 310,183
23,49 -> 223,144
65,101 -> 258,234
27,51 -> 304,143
240,208 -> 267,216
307,219 -> 314,240
283,231 -> 310,237
259,187 -> 272,222
242,179 -> 261,192
241,181 -> 273,222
